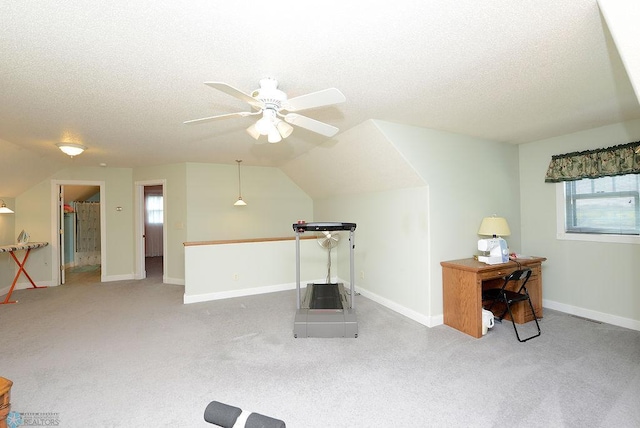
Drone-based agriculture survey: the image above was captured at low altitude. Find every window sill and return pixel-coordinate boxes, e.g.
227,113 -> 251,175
556,232 -> 640,245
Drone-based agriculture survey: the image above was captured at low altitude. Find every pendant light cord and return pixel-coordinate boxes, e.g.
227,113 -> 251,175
236,160 -> 243,198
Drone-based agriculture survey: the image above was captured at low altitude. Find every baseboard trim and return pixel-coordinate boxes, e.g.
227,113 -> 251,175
355,287 -> 435,327
182,280 -> 440,328
0,280 -> 56,297
184,282 -> 297,304
543,299 -> 640,332
101,274 -> 135,282
164,276 -> 184,286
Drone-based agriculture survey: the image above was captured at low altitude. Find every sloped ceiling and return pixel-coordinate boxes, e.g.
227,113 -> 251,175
280,120 -> 425,199
1,1 -> 640,198
597,0 -> 640,103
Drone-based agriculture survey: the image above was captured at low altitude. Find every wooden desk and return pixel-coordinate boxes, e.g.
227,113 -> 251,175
441,257 -> 546,338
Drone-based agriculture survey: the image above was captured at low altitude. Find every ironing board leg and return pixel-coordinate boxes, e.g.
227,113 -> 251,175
1,249 -> 47,305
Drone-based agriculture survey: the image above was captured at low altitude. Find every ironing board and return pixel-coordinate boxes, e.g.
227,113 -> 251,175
0,242 -> 48,304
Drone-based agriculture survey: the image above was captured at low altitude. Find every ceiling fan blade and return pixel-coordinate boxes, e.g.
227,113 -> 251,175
183,111 -> 257,125
284,113 -> 339,137
283,88 -> 346,112
204,82 -> 263,109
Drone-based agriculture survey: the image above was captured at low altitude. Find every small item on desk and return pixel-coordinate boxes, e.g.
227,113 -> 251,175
477,237 -> 509,264
509,253 -> 532,260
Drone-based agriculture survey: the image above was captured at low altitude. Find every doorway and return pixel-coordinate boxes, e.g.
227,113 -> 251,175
51,180 -> 106,285
135,180 -> 166,281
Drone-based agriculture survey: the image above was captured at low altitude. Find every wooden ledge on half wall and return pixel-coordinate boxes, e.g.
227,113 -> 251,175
183,235 -> 315,247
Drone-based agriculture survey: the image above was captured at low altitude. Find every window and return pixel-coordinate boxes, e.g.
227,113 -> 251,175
564,174 -> 640,235
146,195 -> 163,224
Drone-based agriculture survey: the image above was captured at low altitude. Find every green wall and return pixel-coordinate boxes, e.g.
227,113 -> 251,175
520,118 -> 640,327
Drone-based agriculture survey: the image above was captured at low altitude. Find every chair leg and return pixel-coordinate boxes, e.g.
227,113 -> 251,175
506,299 -> 541,342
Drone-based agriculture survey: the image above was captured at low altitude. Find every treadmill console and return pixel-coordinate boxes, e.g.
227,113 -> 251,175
293,222 -> 357,232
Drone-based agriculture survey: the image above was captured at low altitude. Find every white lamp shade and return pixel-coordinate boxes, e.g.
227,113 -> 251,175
234,197 -> 247,206
478,216 -> 511,236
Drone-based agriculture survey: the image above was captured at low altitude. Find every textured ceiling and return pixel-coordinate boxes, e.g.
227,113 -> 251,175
1,0 -> 640,197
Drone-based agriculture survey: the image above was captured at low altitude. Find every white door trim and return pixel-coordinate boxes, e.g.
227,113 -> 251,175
134,179 -> 167,280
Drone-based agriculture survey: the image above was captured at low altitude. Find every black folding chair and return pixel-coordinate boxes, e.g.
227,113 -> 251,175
482,268 -> 541,342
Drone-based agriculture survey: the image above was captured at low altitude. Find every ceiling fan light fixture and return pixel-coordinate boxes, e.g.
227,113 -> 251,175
267,128 -> 282,143
255,117 -> 273,136
255,109 -> 277,135
275,120 -> 294,138
246,123 -> 260,140
57,142 -> 87,157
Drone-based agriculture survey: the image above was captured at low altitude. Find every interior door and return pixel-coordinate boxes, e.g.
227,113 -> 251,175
58,185 -> 65,285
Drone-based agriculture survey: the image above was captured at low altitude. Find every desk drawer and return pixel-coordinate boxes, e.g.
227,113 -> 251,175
478,267 -> 517,281
478,265 -> 540,281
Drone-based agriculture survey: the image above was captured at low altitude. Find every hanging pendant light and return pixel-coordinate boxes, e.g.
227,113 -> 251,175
0,199 -> 14,214
234,160 -> 247,206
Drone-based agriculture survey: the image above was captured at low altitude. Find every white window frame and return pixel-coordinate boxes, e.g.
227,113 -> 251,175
556,183 -> 640,244
146,194 -> 164,225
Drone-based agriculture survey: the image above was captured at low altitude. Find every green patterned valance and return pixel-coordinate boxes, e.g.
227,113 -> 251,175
544,141 -> 640,183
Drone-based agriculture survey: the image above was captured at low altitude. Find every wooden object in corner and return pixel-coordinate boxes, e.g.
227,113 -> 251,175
441,257 -> 546,338
0,377 -> 13,428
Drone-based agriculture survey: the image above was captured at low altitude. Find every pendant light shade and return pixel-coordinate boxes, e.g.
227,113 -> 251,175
234,160 -> 247,206
0,199 -> 14,214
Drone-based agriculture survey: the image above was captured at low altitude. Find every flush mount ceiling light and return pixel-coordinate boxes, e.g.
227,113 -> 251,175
56,143 -> 87,157
234,160 -> 247,206
0,199 -> 14,214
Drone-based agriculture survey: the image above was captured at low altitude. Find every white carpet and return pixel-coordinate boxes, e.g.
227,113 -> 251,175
1,277 -> 639,427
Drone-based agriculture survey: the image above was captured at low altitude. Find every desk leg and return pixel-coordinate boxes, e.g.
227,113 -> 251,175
1,249 -> 47,305
443,266 -> 483,338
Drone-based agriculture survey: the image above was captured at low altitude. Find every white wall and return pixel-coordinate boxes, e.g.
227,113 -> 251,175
10,167 -> 134,285
0,197 -> 16,291
315,187 -> 431,324
520,118 -> 640,330
312,120 -> 520,326
184,238 -> 326,303
185,163 -> 313,241
375,120 -> 521,320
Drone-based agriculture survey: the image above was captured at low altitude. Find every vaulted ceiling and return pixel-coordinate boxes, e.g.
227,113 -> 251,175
1,0 -> 639,197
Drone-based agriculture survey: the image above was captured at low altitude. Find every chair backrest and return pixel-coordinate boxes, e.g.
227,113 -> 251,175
503,268 -> 532,292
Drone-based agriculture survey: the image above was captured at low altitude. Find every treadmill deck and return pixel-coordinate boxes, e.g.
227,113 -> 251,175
294,283 -> 358,338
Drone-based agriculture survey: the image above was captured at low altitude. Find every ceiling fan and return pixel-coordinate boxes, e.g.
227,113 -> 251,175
184,78 -> 346,143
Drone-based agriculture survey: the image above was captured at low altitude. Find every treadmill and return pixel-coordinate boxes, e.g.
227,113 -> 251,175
293,222 -> 358,338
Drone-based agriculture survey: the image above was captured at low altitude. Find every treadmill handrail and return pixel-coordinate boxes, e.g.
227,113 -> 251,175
293,222 -> 356,232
